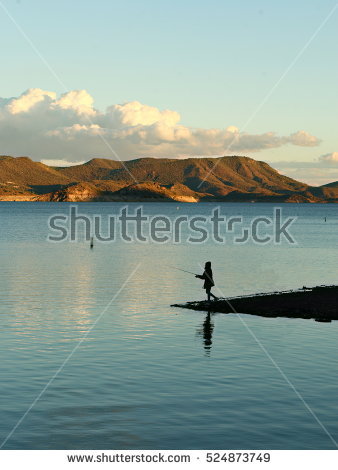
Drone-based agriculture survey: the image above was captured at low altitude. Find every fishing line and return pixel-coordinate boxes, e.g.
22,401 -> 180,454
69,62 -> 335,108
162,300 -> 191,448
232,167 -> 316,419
166,265 -> 198,276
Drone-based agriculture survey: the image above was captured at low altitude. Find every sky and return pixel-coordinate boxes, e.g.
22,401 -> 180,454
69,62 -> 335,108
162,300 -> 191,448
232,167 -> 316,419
0,0 -> 337,185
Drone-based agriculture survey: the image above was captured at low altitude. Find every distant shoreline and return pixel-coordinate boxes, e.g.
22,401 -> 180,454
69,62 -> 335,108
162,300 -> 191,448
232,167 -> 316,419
0,197 -> 337,203
1,154 -> 338,203
0,196 -> 337,203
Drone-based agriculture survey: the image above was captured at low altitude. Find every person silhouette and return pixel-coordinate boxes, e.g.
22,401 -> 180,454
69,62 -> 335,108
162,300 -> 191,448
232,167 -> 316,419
196,261 -> 218,301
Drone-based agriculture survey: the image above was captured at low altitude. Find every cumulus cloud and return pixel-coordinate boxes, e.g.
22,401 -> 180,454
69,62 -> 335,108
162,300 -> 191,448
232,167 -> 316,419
271,159 -> 338,186
7,88 -> 56,114
288,130 -> 320,147
40,159 -> 86,167
105,101 -> 180,128
0,88 -> 321,162
52,90 -> 96,116
319,152 -> 338,163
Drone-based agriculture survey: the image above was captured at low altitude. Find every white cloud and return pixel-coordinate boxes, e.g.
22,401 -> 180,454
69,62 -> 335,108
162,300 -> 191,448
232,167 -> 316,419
270,159 -> 338,186
288,130 -> 320,147
40,159 -> 86,167
226,125 -> 239,133
105,101 -> 180,128
0,88 -> 322,162
47,123 -> 104,139
6,88 -> 56,114
319,152 -> 338,163
52,90 -> 96,116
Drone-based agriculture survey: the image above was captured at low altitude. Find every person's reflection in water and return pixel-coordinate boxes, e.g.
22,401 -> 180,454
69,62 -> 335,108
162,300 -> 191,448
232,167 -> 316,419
196,311 -> 214,356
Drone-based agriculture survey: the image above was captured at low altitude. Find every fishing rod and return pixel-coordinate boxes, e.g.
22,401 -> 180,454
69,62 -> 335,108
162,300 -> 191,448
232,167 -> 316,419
167,265 -> 198,276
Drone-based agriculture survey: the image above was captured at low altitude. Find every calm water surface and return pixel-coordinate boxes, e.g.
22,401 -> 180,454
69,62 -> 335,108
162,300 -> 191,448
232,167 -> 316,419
0,202 -> 338,449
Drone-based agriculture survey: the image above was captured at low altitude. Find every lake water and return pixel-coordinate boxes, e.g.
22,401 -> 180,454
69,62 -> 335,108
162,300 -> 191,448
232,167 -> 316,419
1,202 -> 338,450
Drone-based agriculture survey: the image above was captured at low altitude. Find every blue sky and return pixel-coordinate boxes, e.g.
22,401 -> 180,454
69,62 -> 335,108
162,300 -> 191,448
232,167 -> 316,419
0,0 -> 337,184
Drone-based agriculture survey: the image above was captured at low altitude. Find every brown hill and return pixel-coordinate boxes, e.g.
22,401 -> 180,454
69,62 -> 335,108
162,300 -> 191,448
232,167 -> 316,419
321,181 -> 338,188
0,156 -> 70,187
111,182 -> 199,202
39,181 -> 200,202
0,154 -> 336,202
38,181 -> 126,202
38,182 -> 94,202
306,186 -> 338,202
55,155 -> 309,196
56,158 -> 121,181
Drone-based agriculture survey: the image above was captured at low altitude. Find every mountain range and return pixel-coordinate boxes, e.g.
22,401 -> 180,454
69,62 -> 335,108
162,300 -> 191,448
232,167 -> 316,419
0,154 -> 337,202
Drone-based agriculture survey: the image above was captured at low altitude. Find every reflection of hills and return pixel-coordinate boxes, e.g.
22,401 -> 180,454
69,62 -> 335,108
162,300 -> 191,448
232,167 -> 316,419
1,154 -> 338,202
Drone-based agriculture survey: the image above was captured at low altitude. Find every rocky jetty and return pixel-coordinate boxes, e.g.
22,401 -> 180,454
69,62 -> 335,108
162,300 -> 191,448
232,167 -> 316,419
171,285 -> 338,322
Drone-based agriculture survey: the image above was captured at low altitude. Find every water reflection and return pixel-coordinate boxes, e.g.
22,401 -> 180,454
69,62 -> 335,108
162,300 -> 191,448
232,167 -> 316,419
196,311 -> 214,355
3,203 -> 338,450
